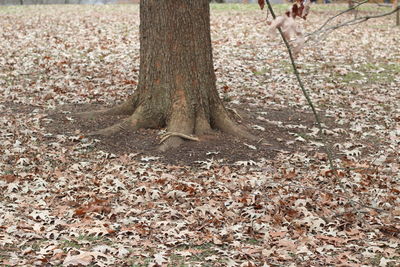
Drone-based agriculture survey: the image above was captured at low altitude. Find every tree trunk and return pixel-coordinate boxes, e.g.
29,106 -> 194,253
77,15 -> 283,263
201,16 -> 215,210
80,0 -> 252,151
137,0 -> 218,136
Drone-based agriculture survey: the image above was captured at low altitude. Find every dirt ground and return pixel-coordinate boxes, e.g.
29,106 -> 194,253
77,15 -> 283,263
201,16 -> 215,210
37,101 -> 343,165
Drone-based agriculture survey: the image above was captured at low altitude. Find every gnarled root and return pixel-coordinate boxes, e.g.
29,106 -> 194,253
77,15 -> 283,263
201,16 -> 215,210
160,132 -> 200,144
158,104 -> 256,151
78,93 -> 257,152
76,92 -> 140,119
158,98 -> 195,152
87,105 -> 148,137
88,119 -> 134,136
212,103 -> 257,141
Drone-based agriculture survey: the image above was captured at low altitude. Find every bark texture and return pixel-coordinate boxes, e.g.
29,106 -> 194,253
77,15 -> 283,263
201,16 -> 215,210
83,0 -> 252,150
137,0 -> 218,135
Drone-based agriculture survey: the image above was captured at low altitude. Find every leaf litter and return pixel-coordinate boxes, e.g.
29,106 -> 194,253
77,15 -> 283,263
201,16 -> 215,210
0,3 -> 399,266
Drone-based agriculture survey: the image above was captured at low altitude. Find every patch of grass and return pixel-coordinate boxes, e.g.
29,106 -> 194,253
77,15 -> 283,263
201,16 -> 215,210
278,61 -> 293,74
210,3 -> 259,11
253,67 -> 269,76
0,6 -> 22,14
3,76 -> 15,86
340,71 -> 364,83
77,234 -> 113,245
60,239 -> 83,250
369,253 -> 400,267
172,243 -> 227,265
377,103 -> 392,112
59,235 -> 112,250
380,63 -> 400,80
295,132 -> 312,141
210,3 -> 290,13
169,254 -> 189,266
128,256 -> 154,267
0,244 -> 18,254
368,62 -> 399,83
334,62 -> 400,84
245,238 -> 262,245
2,169 -> 14,175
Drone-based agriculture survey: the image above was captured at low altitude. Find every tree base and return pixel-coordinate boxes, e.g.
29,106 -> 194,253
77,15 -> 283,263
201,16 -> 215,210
76,99 -> 256,152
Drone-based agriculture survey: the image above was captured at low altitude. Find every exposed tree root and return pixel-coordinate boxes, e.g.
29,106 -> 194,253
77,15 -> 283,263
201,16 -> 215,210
158,136 -> 185,152
212,103 -> 257,141
88,119 -> 133,136
87,105 -> 148,137
226,107 -> 243,121
158,106 -> 256,151
76,92 -> 140,119
160,132 -> 200,144
78,95 -> 257,151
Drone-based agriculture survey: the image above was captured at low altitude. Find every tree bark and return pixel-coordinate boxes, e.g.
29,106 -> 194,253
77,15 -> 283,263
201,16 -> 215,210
80,0 -> 252,150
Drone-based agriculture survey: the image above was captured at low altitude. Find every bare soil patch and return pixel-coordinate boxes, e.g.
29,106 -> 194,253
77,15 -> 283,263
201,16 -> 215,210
38,102 -> 343,165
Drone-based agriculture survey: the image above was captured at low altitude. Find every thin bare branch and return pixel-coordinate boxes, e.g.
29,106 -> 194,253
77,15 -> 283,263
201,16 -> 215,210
308,5 -> 400,39
263,1 -> 396,216
265,0 -> 336,170
307,0 -> 369,38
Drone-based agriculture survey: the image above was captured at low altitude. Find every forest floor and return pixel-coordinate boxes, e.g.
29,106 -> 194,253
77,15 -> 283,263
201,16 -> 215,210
0,3 -> 399,267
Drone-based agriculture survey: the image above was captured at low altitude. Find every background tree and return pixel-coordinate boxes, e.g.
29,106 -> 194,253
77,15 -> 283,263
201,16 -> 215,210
80,0 -> 252,151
